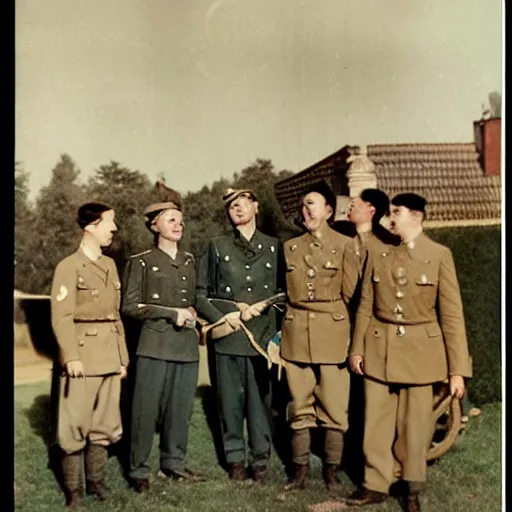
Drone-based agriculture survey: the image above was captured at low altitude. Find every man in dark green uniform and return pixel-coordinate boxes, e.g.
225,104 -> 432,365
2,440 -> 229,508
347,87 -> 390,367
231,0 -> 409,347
195,188 -> 286,483
122,200 -> 204,493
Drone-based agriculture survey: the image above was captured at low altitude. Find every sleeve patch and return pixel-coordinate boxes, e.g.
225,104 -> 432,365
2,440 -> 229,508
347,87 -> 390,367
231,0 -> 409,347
56,285 -> 69,302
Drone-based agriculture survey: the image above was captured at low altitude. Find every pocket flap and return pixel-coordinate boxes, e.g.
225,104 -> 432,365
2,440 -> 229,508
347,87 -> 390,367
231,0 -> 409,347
85,328 -> 98,336
425,324 -> 442,337
331,312 -> 345,321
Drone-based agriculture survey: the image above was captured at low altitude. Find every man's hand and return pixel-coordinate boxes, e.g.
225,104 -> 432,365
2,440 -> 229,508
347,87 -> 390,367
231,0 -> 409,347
449,375 -> 465,399
66,360 -> 85,378
187,307 -> 198,321
241,305 -> 262,322
267,341 -> 285,380
175,308 -> 195,327
225,312 -> 244,331
120,365 -> 128,380
348,355 -> 364,375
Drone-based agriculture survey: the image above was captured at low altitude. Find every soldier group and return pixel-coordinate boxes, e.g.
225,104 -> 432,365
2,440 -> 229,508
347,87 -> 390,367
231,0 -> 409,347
49,181 -> 472,512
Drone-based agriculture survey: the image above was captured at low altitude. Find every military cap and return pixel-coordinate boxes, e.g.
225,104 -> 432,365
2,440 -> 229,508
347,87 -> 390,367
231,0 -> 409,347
222,188 -> 257,207
76,202 -> 114,229
143,201 -> 182,232
391,193 -> 427,213
302,180 -> 337,214
360,188 -> 390,221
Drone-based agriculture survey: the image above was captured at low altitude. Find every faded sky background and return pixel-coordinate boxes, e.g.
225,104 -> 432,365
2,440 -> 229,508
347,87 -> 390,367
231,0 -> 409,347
15,0 -> 503,199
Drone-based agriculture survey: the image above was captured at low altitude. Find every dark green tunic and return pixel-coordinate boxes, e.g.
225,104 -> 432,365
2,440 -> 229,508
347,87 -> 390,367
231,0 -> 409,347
195,229 -> 286,467
195,229 -> 286,355
122,248 -> 199,478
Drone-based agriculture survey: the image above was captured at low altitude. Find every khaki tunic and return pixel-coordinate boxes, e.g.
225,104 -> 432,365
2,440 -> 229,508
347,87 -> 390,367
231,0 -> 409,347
281,224 -> 358,434
50,248 -> 129,453
350,232 -> 472,383
281,224 -> 359,364
349,232 -> 472,491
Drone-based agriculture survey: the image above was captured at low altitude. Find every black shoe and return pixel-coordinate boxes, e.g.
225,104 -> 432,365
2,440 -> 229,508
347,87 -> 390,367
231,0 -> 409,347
343,488 -> 388,506
159,467 -> 206,482
132,478 -> 149,493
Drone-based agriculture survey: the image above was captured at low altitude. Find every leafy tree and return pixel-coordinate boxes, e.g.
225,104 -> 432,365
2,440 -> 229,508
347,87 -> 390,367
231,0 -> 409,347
85,161 -> 159,273
18,154 -> 85,293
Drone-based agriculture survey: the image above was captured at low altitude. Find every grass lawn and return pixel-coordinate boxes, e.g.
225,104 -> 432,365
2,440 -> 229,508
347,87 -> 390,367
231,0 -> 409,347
14,380 -> 502,511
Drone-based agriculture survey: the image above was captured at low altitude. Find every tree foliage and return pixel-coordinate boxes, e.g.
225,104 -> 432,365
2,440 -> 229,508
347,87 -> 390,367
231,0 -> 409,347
14,155 -> 296,293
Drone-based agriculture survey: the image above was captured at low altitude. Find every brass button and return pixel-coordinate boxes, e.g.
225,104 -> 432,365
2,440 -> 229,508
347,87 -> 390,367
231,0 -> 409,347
78,339 -> 84,346
307,269 -> 316,278
396,291 -> 404,299
309,312 -> 315,319
397,325 -> 406,336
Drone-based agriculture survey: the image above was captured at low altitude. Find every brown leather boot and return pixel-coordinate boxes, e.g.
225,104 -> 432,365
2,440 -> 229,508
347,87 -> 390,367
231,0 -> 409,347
406,492 -> 421,512
284,464 -> 309,490
61,451 -> 84,508
85,443 -> 108,500
228,463 -> 246,481
322,463 -> 338,491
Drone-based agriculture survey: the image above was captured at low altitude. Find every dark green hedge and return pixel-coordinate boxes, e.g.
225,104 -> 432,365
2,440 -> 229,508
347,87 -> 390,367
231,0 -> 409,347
425,225 -> 502,406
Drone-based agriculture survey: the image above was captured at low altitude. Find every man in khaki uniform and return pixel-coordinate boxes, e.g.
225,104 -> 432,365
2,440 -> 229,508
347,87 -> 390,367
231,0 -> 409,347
344,193 -> 472,512
281,181 -> 359,491
333,189 -> 399,483
50,202 -> 129,508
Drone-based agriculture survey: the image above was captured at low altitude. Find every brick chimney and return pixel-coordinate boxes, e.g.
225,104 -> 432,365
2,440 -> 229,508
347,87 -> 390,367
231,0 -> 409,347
473,117 -> 501,176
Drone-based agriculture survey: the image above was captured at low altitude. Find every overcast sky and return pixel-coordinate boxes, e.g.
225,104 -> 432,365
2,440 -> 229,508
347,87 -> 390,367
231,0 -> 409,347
15,0 -> 503,199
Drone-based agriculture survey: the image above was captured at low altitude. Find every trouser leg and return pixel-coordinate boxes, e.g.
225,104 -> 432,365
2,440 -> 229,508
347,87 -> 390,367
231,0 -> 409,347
362,378 -> 399,494
393,384 -> 434,491
129,357 -> 168,480
159,362 -> 199,472
216,354 -> 246,465
245,356 -> 272,469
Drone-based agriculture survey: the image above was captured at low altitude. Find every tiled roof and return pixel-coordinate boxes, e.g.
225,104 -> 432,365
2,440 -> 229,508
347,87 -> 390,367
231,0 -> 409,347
368,143 -> 501,222
274,145 -> 357,220
274,142 -> 501,225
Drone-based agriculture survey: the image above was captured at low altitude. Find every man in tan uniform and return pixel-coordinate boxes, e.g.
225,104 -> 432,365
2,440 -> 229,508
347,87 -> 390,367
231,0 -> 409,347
333,189 -> 399,483
281,181 -> 359,491
344,193 -> 472,512
50,202 -> 129,508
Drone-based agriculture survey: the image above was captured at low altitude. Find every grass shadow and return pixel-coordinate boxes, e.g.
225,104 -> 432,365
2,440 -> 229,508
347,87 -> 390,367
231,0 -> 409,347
196,384 -> 227,472
24,391 -> 65,494
341,373 -> 365,486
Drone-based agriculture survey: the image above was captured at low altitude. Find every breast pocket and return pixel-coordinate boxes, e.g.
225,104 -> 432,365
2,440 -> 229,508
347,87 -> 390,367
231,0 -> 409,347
76,276 -> 101,302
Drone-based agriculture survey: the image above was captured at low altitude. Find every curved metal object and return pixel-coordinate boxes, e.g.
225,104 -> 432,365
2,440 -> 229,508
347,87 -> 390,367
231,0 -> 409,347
427,383 -> 462,461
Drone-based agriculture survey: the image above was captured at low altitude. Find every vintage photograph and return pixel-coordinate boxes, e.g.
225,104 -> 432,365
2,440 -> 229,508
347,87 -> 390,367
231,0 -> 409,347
15,1 -> 503,510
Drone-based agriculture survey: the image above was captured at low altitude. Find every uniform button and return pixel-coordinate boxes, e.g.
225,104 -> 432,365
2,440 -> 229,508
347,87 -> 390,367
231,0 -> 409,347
224,255 -> 230,261
266,262 -> 272,268
396,313 -> 404,321
181,289 -> 187,293
181,299 -> 187,303
246,276 -> 252,281
152,293 -> 160,299
257,244 -> 262,249
309,312 -> 315,319
396,291 -> 404,299
182,276 -> 187,281
246,265 -> 250,269
394,304 -> 403,313
78,339 -> 85,346
308,292 -> 315,300
91,289 -> 99,297
247,287 -> 252,292
264,285 -> 268,289
110,326 -> 117,333
107,314 -> 115,321
307,269 -> 316,278
397,325 -> 406,336
307,282 -> 315,290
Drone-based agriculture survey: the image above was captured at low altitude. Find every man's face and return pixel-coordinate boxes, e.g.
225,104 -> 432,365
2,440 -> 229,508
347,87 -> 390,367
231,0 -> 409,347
228,194 -> 258,226
153,209 -> 184,242
389,205 -> 418,238
86,210 -> 118,247
348,196 -> 374,225
301,192 -> 332,232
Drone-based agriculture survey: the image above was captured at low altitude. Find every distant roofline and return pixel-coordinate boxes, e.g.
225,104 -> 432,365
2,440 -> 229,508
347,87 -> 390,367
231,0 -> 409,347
275,145 -> 358,187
